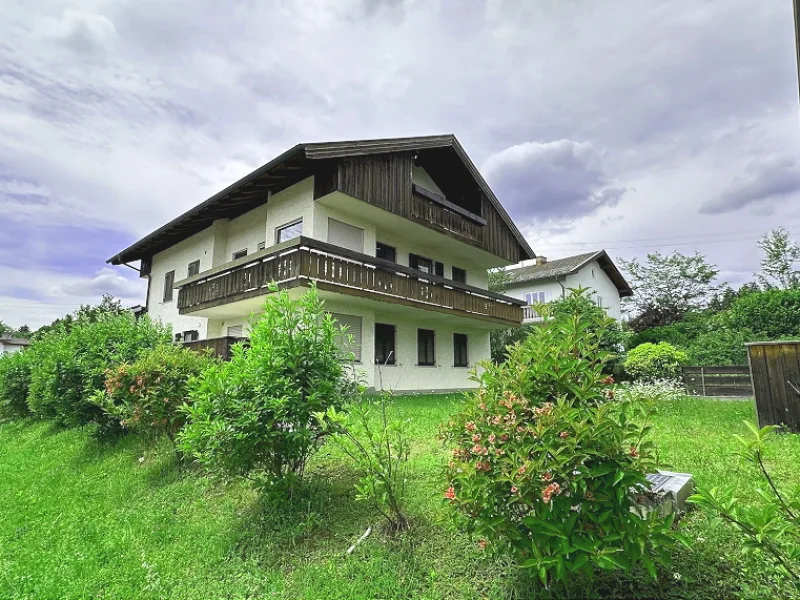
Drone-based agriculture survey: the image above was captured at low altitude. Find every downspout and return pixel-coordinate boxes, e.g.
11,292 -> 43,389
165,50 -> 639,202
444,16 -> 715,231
556,275 -> 567,299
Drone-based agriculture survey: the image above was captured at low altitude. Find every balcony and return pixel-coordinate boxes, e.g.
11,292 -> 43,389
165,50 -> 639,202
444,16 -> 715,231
410,184 -> 484,247
176,236 -> 524,326
522,305 -> 545,323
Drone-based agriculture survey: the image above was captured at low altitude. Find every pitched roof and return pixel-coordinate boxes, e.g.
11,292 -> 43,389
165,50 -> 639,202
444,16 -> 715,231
107,134 -> 534,265
0,337 -> 31,347
504,250 -> 633,297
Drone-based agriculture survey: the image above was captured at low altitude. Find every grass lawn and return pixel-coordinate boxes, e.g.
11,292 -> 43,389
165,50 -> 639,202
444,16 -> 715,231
2,395 -> 800,599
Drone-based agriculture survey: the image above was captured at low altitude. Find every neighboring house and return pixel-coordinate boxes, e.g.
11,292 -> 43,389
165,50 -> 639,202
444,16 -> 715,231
0,334 -> 31,355
108,135 -> 534,392
501,250 -> 632,322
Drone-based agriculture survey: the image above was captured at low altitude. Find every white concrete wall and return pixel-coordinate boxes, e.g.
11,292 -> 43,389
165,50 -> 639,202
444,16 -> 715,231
224,204 -> 268,260
412,166 -> 444,196
148,228 -> 215,338
0,342 -> 24,355
504,260 -> 623,321
313,203 -> 377,255
265,176 -> 316,244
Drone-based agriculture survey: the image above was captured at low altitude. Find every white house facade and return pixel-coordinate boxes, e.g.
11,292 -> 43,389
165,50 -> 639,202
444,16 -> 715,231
501,251 -> 632,323
108,135 -> 535,392
0,335 -> 30,355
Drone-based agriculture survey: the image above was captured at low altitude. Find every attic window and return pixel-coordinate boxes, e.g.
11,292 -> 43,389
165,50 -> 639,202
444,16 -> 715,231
232,249 -> 247,260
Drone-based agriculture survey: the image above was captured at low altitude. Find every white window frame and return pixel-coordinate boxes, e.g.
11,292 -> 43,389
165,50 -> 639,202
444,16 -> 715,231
524,291 -> 546,305
276,218 -> 303,244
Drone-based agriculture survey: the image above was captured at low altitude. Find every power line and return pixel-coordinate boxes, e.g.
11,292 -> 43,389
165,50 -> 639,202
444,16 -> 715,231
534,224 -> 800,249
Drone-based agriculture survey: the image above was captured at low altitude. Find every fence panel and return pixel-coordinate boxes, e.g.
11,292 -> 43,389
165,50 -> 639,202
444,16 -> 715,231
747,341 -> 800,432
682,365 -> 752,397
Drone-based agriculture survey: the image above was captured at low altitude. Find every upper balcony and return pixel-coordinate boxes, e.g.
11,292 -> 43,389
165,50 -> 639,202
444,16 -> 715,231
175,236 -> 524,327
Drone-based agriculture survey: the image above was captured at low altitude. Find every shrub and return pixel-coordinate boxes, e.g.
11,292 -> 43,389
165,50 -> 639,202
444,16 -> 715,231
27,309 -> 170,428
690,422 -> 800,585
723,288 -> 800,340
91,345 -> 216,444
179,285 -> 355,489
317,389 -> 411,533
624,342 -> 687,381
443,303 -> 681,585
686,325 -> 754,366
0,350 -> 33,418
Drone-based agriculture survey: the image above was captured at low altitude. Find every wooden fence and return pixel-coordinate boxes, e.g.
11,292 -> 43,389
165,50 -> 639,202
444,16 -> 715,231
747,341 -> 800,433
183,336 -> 247,361
682,366 -> 753,397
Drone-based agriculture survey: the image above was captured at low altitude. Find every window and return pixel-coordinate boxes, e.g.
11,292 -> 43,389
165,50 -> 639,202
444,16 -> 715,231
173,332 -> 183,343
232,249 -> 247,260
596,296 -> 604,308
227,325 -> 244,338
452,266 -> 467,284
417,328 -> 435,366
163,270 -> 175,302
331,313 -> 362,362
183,330 -> 199,342
257,241 -> 266,251
376,242 -> 396,263
524,291 -> 546,305
375,323 -> 396,365
276,219 -> 303,243
187,260 -> 200,277
409,253 -> 433,274
453,333 -> 468,367
434,261 -> 444,278
328,218 -> 365,253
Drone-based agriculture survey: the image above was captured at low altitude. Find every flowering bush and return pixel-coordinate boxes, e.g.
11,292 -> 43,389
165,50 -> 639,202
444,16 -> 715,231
0,350 -> 33,418
179,285 -> 356,489
616,379 -> 686,404
91,344 -> 216,444
624,342 -> 688,382
443,300 -> 682,585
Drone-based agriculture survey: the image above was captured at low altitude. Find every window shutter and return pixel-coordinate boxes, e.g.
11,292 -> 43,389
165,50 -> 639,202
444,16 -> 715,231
331,313 -> 362,361
328,218 -> 365,253
227,325 -> 243,338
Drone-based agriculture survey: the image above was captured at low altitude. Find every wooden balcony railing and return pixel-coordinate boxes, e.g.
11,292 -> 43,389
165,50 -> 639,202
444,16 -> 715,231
176,236 -> 524,326
410,186 -> 483,246
182,336 -> 247,361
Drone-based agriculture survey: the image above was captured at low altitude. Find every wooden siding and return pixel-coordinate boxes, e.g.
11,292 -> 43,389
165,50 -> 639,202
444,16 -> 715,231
177,237 -> 524,326
747,341 -> 800,432
314,152 -> 523,263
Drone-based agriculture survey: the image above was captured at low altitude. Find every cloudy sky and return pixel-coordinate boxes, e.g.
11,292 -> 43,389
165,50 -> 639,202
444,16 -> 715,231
1,0 -> 798,328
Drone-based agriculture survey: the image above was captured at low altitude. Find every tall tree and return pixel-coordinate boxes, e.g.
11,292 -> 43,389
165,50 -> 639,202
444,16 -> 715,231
757,227 -> 800,289
620,251 -> 721,331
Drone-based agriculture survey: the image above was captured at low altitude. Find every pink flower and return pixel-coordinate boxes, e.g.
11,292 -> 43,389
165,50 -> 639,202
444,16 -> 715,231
488,434 -> 496,444
518,465 -> 527,475
540,471 -> 553,482
445,486 -> 456,500
478,403 -> 487,411
559,431 -> 569,439
465,421 -> 476,432
477,539 -> 488,550
629,446 -> 639,458
472,433 -> 481,443
511,486 -> 518,494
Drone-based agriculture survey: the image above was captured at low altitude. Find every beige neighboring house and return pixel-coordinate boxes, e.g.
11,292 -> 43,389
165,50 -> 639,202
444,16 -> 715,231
0,334 -> 30,355
108,135 -> 535,392
501,250 -> 633,323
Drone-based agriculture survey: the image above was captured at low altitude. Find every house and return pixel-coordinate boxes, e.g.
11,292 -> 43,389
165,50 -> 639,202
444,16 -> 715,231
107,135 -> 534,391
0,334 -> 31,355
501,250 -> 632,322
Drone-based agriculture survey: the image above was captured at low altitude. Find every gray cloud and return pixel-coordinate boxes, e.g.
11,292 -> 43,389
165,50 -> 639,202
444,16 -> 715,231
55,268 -> 145,298
481,140 -> 626,222
700,155 -> 800,214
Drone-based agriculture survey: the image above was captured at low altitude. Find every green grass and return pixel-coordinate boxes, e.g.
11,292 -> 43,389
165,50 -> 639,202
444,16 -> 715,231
2,396 -> 800,599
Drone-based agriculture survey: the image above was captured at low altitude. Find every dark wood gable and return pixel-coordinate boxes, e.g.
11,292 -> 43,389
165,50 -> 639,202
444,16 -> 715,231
312,146 -> 527,263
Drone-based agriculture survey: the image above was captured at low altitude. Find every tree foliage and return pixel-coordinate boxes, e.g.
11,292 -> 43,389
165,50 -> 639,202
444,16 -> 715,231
757,228 -> 800,290
621,251 -> 720,331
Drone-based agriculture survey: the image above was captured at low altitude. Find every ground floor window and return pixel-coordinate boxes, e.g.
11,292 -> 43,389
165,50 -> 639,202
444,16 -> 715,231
331,313 -> 363,362
183,330 -> 199,342
417,328 -> 435,366
453,333 -> 468,367
374,323 -> 396,365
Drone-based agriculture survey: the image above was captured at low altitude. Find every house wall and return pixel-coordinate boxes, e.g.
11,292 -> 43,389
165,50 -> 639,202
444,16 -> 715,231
0,342 -> 24,355
504,260 -> 623,321
148,228 -> 215,338
320,298 -> 487,391
265,176 -> 316,244
224,204 -> 268,260
412,166 -> 444,196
